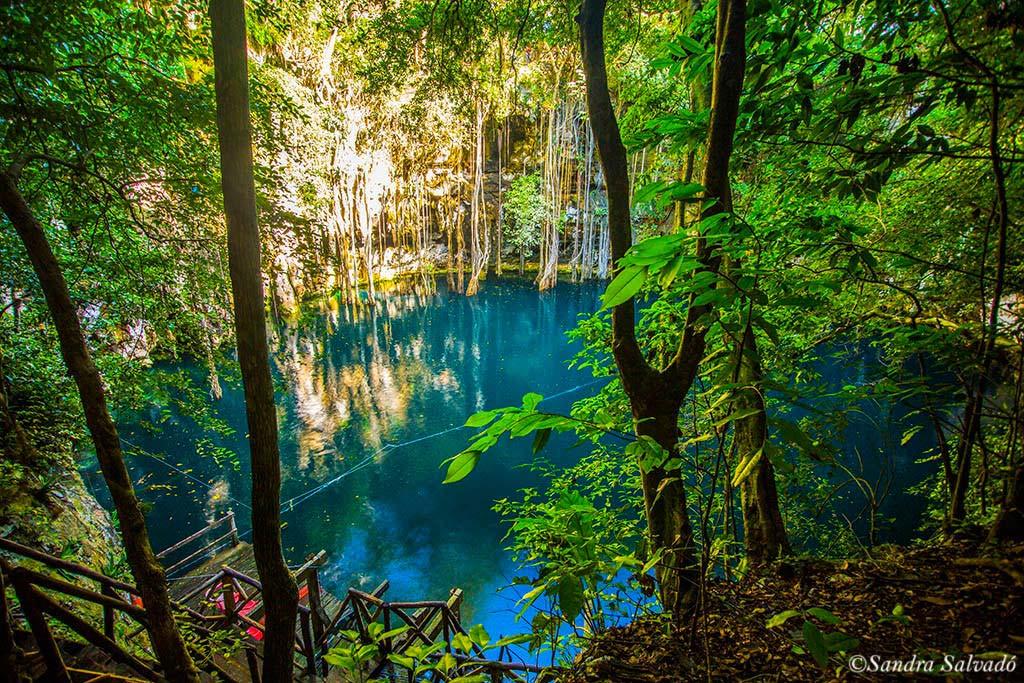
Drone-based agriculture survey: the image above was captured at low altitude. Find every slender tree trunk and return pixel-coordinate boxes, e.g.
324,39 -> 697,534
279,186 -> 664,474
209,3 -> 299,681
578,0 -> 698,621
989,461 -> 1024,543
579,0 -> 748,620
730,324 -> 790,565
467,100 -> 488,296
0,170 -> 200,683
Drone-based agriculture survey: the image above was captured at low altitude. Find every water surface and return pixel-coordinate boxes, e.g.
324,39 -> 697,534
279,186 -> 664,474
91,278 -> 603,640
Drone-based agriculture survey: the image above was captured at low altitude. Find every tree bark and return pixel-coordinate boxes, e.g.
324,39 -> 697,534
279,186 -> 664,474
579,0 -> 748,620
578,0 -> 699,621
0,170 -> 200,683
209,2 -> 299,681
989,462 -> 1024,543
730,324 -> 790,565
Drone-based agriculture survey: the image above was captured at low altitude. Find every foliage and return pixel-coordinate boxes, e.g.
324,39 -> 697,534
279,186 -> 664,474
493,449 -> 657,656
503,174 -> 547,255
766,606 -> 860,669
325,621 -> 530,682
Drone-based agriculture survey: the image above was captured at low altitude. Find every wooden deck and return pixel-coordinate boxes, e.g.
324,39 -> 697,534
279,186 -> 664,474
159,512 -> 547,682
168,541 -> 344,646
2,511 -> 548,683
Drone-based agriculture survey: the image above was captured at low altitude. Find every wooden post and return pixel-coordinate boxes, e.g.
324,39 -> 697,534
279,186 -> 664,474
299,611 -> 315,676
9,573 -> 72,683
221,573 -> 236,627
0,564 -> 17,683
227,510 -> 240,547
101,584 -> 116,638
382,607 -> 392,656
244,646 -> 261,683
306,567 -> 326,644
305,565 -> 327,676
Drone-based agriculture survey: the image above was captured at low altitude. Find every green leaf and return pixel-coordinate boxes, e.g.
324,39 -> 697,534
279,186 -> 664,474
823,631 -> 860,653
494,633 -> 533,648
712,406 -> 763,429
557,575 -> 585,623
752,315 -> 780,346
677,34 -> 704,54
468,624 -> 490,648
691,288 -> 729,308
766,609 -> 801,629
464,410 -> 497,428
732,449 -> 763,488
772,418 -> 821,459
387,653 -> 415,669
900,425 -> 923,446
803,620 -> 830,668
443,450 -> 481,484
532,427 -> 552,454
601,265 -> 647,310
521,392 -> 543,411
806,607 -> 841,625
452,632 -> 474,653
633,180 -> 669,205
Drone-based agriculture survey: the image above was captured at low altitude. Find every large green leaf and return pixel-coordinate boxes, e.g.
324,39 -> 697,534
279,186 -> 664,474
464,410 -> 498,428
803,620 -> 829,668
765,609 -> 801,629
557,575 -> 585,623
601,265 -> 647,310
442,450 -> 481,484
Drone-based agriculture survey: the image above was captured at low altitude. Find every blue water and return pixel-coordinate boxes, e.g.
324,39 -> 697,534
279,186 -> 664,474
81,277 -> 935,651
86,278 -> 604,642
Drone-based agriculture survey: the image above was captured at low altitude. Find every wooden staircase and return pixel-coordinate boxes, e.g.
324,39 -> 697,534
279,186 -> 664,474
1,513 -> 548,682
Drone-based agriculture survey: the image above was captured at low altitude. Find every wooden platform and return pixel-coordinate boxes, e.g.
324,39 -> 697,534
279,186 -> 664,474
169,541 -> 343,639
155,512 -> 545,682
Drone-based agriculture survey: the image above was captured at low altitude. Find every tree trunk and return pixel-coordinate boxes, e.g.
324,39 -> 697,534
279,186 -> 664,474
989,462 -> 1024,543
579,0 -> 748,620
209,2 -> 299,681
578,0 -> 699,621
731,324 -> 790,565
0,171 -> 200,683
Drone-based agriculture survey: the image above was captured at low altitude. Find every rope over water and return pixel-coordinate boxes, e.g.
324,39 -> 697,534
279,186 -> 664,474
120,375 -> 610,519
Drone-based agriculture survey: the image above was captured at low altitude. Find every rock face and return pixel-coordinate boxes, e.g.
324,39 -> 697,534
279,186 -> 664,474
1,457 -> 122,574
48,468 -> 123,571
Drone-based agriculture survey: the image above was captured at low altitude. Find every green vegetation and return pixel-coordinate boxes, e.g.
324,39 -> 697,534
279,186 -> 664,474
1,0 -> 1022,679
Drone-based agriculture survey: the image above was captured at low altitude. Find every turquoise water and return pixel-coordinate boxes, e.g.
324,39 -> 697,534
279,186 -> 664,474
91,278 -> 605,641
82,276 -> 933,646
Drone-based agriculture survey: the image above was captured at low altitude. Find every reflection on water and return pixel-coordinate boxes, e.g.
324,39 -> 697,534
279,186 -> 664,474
88,278 -> 603,639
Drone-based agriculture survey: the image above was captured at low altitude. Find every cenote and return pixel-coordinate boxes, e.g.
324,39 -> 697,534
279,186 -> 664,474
81,277 -> 932,645
84,278 -> 606,642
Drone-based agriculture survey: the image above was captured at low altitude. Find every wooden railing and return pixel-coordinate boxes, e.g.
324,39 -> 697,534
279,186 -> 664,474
332,586 -> 546,682
156,511 -> 241,577
174,556 -> 342,677
2,522 -> 549,683
0,537 -> 247,683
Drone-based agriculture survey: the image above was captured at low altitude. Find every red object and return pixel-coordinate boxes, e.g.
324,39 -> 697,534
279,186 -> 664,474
208,583 -> 311,642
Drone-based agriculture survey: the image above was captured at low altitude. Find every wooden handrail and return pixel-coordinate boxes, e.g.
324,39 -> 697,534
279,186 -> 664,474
163,528 -> 238,575
0,537 -> 137,595
156,512 -> 236,559
10,566 -> 148,623
319,580 -> 389,648
1,543 -> 260,683
220,566 -> 312,616
30,588 -> 162,681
